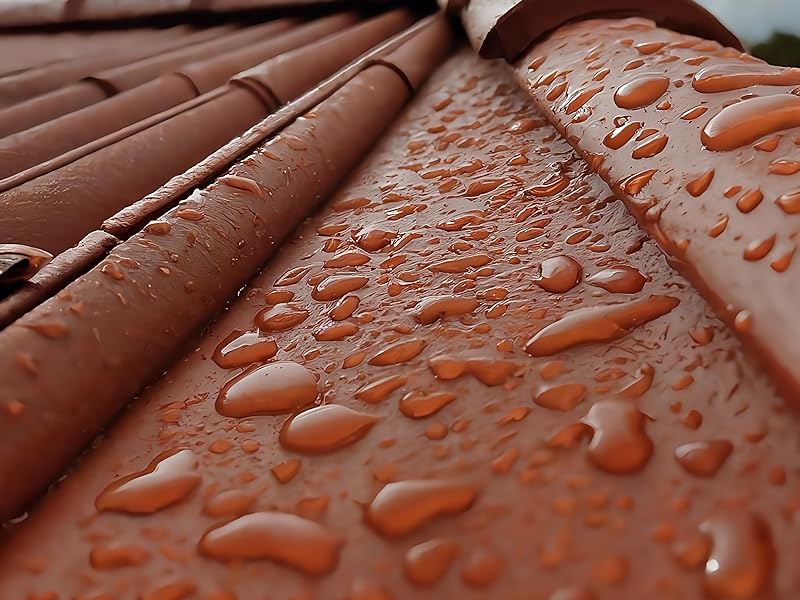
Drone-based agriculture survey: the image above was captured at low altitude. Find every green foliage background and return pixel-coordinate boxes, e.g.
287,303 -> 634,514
752,32 -> 800,66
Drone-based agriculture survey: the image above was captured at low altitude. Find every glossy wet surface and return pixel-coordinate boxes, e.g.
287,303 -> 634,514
1,48 -> 797,599
514,17 -> 800,398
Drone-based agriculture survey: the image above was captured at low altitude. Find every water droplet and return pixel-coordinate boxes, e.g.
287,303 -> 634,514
144,221 -> 172,235
686,169 -> 715,197
429,254 -> 492,273
364,479 -> 479,537
709,215 -> 729,237
96,449 -> 200,514
604,121 -> 643,149
700,512 -> 776,599
323,251 -> 370,268
274,266 -> 311,286
219,174 -> 263,197
581,401 -> 653,474
213,330 -> 277,369
734,309 -> 753,333
617,363 -> 655,398
399,391 -> 457,418
614,75 -> 669,109
632,133 -> 669,159
312,321 -> 359,341
776,190 -> 800,214
621,169 -> 658,195
355,375 -> 407,404
702,95 -> 800,151
680,105 -> 708,121
404,538 -> 459,586
312,275 -> 369,301
586,265 -> 646,294
563,86 -> 603,114
216,362 -> 317,418
279,405 -> 379,453
743,235 -> 776,261
675,440 -> 733,477
203,489 -> 255,517
525,296 -> 679,357
368,339 -> 426,366
530,174 -> 570,196
693,63 -> 800,93
535,256 -> 582,293
90,542 -> 150,569
767,159 -> 800,175
736,189 -> 763,213
199,512 -> 343,576
412,295 -> 479,325
461,548 -> 504,588
534,384 -> 586,411
354,228 -> 396,251
271,458 -> 301,484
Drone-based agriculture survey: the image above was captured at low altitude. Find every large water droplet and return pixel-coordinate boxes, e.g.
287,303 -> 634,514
95,449 -> 200,514
212,330 -> 278,369
700,512 -> 776,599
279,405 -> 379,453
216,362 -> 317,418
199,512 -> 343,576
581,401 -> 653,474
525,296 -> 679,357
364,480 -> 479,537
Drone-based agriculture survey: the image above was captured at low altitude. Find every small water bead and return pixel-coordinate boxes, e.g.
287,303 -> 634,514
212,330 -> 277,369
404,538 -> 459,587
581,401 -> 654,474
199,512 -> 343,576
675,440 -> 733,477
364,479 -> 480,538
279,405 -> 379,453
216,362 -> 317,418
95,449 -> 200,514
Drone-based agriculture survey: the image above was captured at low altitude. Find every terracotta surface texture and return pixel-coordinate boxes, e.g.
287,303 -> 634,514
2,45 -> 797,599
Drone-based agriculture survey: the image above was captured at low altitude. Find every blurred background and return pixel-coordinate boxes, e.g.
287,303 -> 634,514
697,0 -> 800,65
